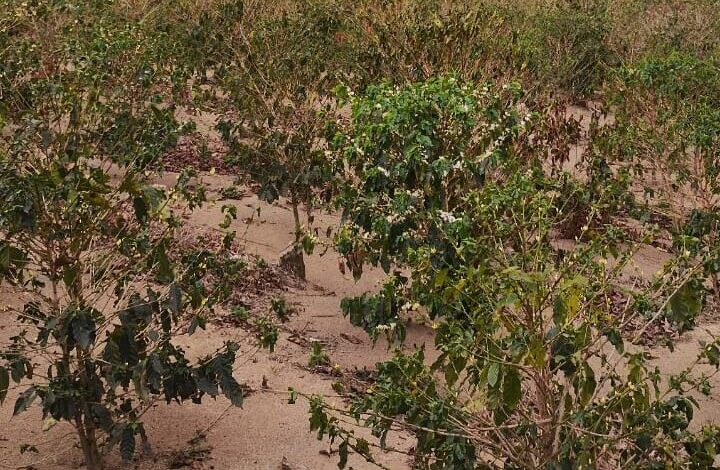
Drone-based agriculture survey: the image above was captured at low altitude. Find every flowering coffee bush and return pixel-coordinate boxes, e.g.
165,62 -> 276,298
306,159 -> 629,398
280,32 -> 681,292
309,76 -> 720,469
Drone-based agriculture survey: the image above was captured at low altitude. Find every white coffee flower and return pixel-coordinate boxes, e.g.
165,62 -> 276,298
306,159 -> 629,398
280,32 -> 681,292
439,211 -> 457,223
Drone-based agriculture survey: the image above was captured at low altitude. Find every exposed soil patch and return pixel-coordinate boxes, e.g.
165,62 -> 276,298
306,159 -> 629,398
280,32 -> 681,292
171,225 -> 302,318
161,134 -> 235,175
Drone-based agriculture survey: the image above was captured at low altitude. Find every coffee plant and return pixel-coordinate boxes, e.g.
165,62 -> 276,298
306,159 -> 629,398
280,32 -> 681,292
215,3 -> 354,276
3,0 -> 720,469
0,140 -> 247,470
599,54 -> 720,300
0,2 -> 246,468
308,77 -> 720,469
332,75 -> 526,340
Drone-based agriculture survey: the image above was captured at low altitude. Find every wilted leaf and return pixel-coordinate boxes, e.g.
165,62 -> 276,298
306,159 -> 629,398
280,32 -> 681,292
42,416 -> 58,431
168,283 -> 182,315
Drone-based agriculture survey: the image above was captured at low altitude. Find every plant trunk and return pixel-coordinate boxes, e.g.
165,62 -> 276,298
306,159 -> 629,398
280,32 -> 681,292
281,192 -> 306,279
291,196 -> 302,244
305,194 -> 314,229
534,369 -> 555,464
713,227 -> 720,303
75,412 -> 103,470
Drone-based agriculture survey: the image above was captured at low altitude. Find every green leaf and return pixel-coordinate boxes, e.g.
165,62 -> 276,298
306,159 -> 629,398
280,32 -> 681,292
258,182 -> 279,203
220,375 -> 244,407
444,358 -> 459,387
503,368 -> 522,412
0,243 -> 27,278
62,264 -> 79,290
667,280 -> 702,332
704,343 -> 720,368
153,241 -> 174,284
444,354 -> 467,387
0,366 -> 8,404
90,404 -> 113,432
133,196 -> 148,223
197,376 -> 218,397
120,426 -> 135,462
528,337 -> 547,368
188,315 -> 207,335
487,362 -> 501,388
338,440 -> 349,469
606,328 -> 624,353
13,388 -> 36,416
553,295 -> 568,327
580,364 -> 597,406
11,360 -> 25,382
355,438 -> 370,457
70,310 -> 97,349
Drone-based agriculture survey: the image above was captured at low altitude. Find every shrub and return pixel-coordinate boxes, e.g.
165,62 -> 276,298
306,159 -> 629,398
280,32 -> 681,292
0,3 -> 244,467
310,76 -> 720,469
600,54 -> 720,299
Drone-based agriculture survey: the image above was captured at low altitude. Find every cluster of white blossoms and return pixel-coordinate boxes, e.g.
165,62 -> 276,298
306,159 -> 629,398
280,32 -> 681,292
385,212 -> 402,224
438,211 -> 458,224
